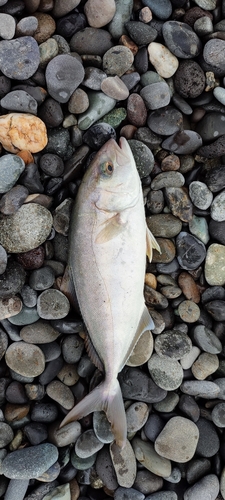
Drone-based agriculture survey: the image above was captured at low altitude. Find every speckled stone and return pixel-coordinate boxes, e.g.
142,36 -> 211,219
132,437 -> 171,478
37,289 -> 70,320
128,139 -> 154,177
205,243 -> 225,285
46,380 -> 74,410
191,352 -> 219,380
103,45 -> 134,77
203,39 -> 225,73
154,331 -> 192,359
46,54 -> 84,103
126,402 -> 149,434
189,181 -> 213,209
192,325 -> 222,354
176,232 -> 206,270
0,155 -> 25,194
5,342 -> 45,377
155,417 -> 199,463
211,190 -> 225,221
148,353 -> 183,391
0,113 -> 47,154
0,36 -> 40,79
184,474 -> 219,500
0,204 -> 53,253
0,296 -> 22,321
181,380 -> 220,399
174,60 -> 205,98
1,443 -> 58,479
110,440 -> 136,488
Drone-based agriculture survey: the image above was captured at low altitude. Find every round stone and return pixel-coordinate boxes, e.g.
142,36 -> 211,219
162,21 -> 202,59
125,21 -> 157,45
140,82 -> 170,110
142,0 -> 172,20
181,380 -> 220,399
8,305 -> 39,325
46,54 -> 85,103
176,232 -> 206,270
148,106 -> 183,136
211,403 -> 225,428
0,113 -> 47,154
50,421 -> 81,448
128,139 -> 154,177
103,45 -> 134,77
119,366 -> 167,404
93,411 -> 114,444
174,60 -> 205,98
75,429 -> 104,458
0,422 -> 14,447
196,113 -> 225,143
1,443 -> 58,479
126,402 -> 149,434
0,36 -> 40,79
127,93 -> 147,127
70,27 -> 113,57
0,260 -> 26,298
154,331 -> 192,359
0,155 -> 25,194
147,353 -> 183,391
84,0 -> 116,28
147,214 -> 182,238
189,181 -> 213,209
203,39 -> 225,72
132,437 -> 171,478
155,417 -> 199,463
5,342 -> 45,377
196,419 -> 220,457
37,289 -> 70,320
20,320 -> 60,344
83,122 -> 116,150
46,380 -> 74,410
148,42 -> 178,78
0,204 -> 53,253
101,76 -> 129,101
178,300 -> 200,323
68,88 -> 89,114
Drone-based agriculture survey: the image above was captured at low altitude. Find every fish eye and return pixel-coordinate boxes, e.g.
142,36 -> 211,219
100,161 -> 114,177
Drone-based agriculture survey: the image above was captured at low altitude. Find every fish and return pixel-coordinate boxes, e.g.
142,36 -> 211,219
60,137 -> 160,448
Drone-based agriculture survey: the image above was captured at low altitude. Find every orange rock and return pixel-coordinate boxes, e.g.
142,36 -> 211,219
119,35 -> 139,55
120,124 -> 137,140
145,273 -> 157,289
178,271 -> 201,303
17,150 -> 34,164
0,113 -> 48,153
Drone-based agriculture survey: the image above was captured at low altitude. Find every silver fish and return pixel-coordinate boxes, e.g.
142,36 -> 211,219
60,137 -> 160,447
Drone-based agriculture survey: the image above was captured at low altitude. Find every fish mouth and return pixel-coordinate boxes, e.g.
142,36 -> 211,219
118,136 -> 133,161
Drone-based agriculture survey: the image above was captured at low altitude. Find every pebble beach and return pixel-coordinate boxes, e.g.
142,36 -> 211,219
1,0 -> 225,499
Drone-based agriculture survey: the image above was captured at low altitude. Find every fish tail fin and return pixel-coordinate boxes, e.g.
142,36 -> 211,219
59,378 -> 127,449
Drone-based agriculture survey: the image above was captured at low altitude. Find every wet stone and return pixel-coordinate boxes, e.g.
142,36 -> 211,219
0,36 -> 40,79
195,419 -> 220,457
46,54 -> 84,103
128,140 -> 154,177
140,82 -> 170,110
0,154 -> 25,194
198,135 -> 225,157
155,417 -> 199,463
154,331 -> 192,359
176,232 -> 206,270
132,437 -> 171,478
119,366 -> 167,404
205,164 -> 225,194
5,342 -> 45,377
83,123 -> 116,150
148,106 -> 183,136
148,354 -> 183,391
1,443 -> 58,479
37,289 -> 70,320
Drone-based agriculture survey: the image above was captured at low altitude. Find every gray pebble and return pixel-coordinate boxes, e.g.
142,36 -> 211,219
132,437 -> 171,478
196,111 -> 225,142
29,266 -> 55,291
181,380 -> 220,399
38,355 -> 64,386
1,90 -> 37,114
0,260 -> 26,299
78,91 -> 116,130
8,306 -> 39,326
108,0 -> 133,39
192,325 -> 222,354
4,479 -> 29,500
61,334 -> 84,363
20,319 -> 60,344
162,130 -> 202,154
155,416 -> 199,463
128,139 -> 154,177
148,106 -> 183,136
145,493 -> 178,500
0,36 -> 40,79
71,448 -> 97,471
184,474 -> 219,500
103,45 -> 134,77
96,445 -> 118,490
46,54 -> 85,103
125,21 -> 157,45
211,402 -> 225,427
211,190 -> 225,221
37,289 -> 70,320
0,327 -> 8,360
189,216 -> 209,245
119,366 -> 167,403
70,27 -> 113,56
151,172 -> 185,190
0,185 -> 29,216
110,439 -> 136,488
75,429 -> 104,458
163,21 -> 202,59
153,392 -> 179,413
93,411 -> 114,444
0,422 -> 14,447
189,181 -> 213,209
1,443 -> 58,479
147,214 -> 182,238
126,402 -> 149,434
31,402 -> 58,423
5,341 -> 45,377
154,331 -> 192,359
140,82 -> 170,110
50,421 -> 81,447
20,285 -> 37,308
0,155 -> 25,194
203,39 -> 225,73
148,353 -> 183,390
114,486 -> 145,500
178,394 -> 200,423
0,245 -> 7,275
16,16 -> 38,36
46,380 -> 74,410
83,67 -> 107,91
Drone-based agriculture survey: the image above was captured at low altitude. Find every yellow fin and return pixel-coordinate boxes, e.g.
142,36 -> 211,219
120,305 -> 155,370
146,224 -> 161,261
95,214 -> 126,244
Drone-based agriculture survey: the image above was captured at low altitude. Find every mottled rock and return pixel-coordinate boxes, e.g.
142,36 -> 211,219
0,113 -> 47,154
5,342 -> 45,377
155,417 -> 199,463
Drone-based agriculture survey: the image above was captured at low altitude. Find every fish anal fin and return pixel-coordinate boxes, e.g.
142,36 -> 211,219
146,224 -> 161,262
120,305 -> 155,370
95,213 -> 127,244
60,265 -> 80,313
84,333 -> 104,372
59,378 -> 127,449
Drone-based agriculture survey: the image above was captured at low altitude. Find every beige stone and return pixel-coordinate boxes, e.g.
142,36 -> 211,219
126,329 -> 153,367
0,296 -> 22,320
148,42 -> 179,78
192,352 -> 219,380
84,0 -> 116,28
0,113 -> 48,153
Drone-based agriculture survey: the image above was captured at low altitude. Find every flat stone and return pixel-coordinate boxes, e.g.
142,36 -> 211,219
125,21 -> 157,45
128,139 -> 154,177
126,402 -> 149,434
5,341 -> 45,377
103,45 -> 134,77
46,380 -> 74,410
205,243 -> 225,285
155,417 -> 199,463
37,289 -> 70,320
0,296 -> 22,320
110,440 -> 136,488
148,353 -> 183,390
184,474 -> 219,500
127,94 -> 147,127
196,418 -> 220,457
0,260 -> 26,298
151,172 -> 185,190
189,215 -> 210,245
78,91 -> 116,130
119,366 -> 167,404
148,107 -> 183,136
196,112 -> 225,143
140,82 -> 170,110
147,214 -> 182,238
132,437 -> 171,478
1,443 -> 58,479
75,429 -> 104,458
70,27 -> 113,56
126,329 -> 153,367
0,204 -> 52,253
181,380 -> 220,399
50,421 -> 81,448
95,446 -> 118,490
211,190 -> 225,221
154,331 -> 192,359
176,232 -> 206,270
46,54 -> 84,103
178,300 -> 200,323
1,90 -> 37,114
84,0 -> 116,28
0,113 -> 47,154
192,325 -> 222,354
203,39 -> 225,72
93,411 -> 114,444
0,36 -> 40,79
163,21 -> 202,58
189,181 -> 213,209
162,130 -> 202,154
0,155 -> 25,194
148,42 -> 178,78
191,352 -> 219,380
142,0 -> 172,20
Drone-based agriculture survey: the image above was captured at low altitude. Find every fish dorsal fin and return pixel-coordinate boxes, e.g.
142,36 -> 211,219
119,305 -> 155,370
146,224 -> 161,262
95,213 -> 127,244
60,265 -> 80,313
84,333 -> 104,372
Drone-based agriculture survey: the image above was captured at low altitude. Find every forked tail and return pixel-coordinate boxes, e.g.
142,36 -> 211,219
59,378 -> 127,448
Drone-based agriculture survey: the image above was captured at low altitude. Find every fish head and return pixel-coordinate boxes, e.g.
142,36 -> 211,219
85,137 -> 141,212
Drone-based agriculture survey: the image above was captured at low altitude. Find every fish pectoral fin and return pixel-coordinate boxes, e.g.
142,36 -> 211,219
84,333 -> 104,372
146,224 -> 161,262
60,379 -> 127,449
59,265 -> 79,312
121,305 -> 155,369
95,213 -> 127,244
